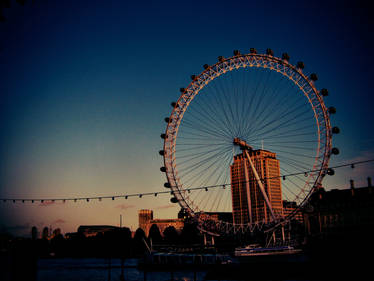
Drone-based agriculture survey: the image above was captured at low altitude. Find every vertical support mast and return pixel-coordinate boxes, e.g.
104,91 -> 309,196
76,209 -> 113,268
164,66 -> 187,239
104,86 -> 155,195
233,138 -> 276,221
243,160 -> 253,225
243,149 -> 276,220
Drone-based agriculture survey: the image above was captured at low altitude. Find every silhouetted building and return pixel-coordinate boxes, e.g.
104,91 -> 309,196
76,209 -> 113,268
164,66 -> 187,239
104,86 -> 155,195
64,232 -> 79,239
230,150 -> 283,225
77,225 -> 119,237
304,178 -> 374,235
138,209 -> 184,236
200,212 -> 233,223
283,200 -> 303,223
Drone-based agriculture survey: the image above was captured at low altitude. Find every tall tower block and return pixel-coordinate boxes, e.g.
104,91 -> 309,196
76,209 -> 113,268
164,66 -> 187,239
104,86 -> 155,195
230,149 -> 283,224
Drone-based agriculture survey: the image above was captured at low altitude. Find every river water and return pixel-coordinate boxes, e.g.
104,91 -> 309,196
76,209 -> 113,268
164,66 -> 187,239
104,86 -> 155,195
37,258 -> 209,281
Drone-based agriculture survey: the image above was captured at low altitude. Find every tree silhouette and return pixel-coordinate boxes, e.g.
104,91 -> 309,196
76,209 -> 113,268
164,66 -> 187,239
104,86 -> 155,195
41,226 -> 49,240
31,226 -> 38,240
180,221 -> 200,244
148,224 -> 162,244
118,227 -> 132,257
51,230 -> 65,257
163,226 -> 179,244
133,228 -> 148,256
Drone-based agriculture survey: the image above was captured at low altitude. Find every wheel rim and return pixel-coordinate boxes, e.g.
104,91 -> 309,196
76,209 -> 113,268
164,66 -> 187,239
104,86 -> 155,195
162,52 -> 332,233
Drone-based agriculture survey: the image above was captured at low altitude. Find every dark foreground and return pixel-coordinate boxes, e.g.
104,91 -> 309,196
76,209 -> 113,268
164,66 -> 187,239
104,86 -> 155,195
1,251 -> 370,281
1,234 -> 373,281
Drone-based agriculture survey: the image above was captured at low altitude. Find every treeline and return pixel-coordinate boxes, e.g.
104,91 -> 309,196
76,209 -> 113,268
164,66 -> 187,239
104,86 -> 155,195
1,222 -> 203,259
1,220 -> 306,259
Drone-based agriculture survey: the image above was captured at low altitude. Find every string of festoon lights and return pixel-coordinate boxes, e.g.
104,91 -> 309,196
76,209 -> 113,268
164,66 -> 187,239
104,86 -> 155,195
0,159 -> 373,204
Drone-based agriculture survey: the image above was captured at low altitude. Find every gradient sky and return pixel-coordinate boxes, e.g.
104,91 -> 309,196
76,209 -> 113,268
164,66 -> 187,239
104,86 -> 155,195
1,0 -> 373,236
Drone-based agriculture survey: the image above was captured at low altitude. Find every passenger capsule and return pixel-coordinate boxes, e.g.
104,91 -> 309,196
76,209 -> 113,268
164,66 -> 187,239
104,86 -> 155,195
328,107 -> 336,114
160,166 -> 167,172
191,75 -> 196,80
159,150 -> 165,156
171,102 -> 177,108
203,64 -> 209,69
250,48 -> 257,54
331,147 -> 339,155
282,53 -> 290,61
320,88 -> 328,96
180,88 -> 185,93
310,73 -> 318,81
327,168 -> 335,176
332,127 -> 340,134
170,197 -> 178,203
218,56 -> 225,62
160,133 -> 167,139
296,61 -> 305,69
164,182 -> 171,188
266,48 -> 274,56
164,117 -> 170,123
233,50 -> 241,56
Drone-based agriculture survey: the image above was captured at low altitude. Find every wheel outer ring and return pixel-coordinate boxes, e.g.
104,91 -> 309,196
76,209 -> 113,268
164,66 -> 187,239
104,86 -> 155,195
162,53 -> 332,233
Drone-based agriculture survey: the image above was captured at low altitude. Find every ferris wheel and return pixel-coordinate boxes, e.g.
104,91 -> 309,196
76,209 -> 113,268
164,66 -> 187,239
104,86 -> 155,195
159,49 -> 338,234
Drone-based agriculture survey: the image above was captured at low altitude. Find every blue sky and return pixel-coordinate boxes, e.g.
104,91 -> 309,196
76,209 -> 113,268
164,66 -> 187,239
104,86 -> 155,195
0,0 -> 373,236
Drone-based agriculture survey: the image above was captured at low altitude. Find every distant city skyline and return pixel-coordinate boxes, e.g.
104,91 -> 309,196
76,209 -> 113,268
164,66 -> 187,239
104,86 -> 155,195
1,0 -> 374,236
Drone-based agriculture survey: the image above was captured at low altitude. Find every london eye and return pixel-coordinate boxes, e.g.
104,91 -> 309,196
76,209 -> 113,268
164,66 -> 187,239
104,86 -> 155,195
160,49 -> 337,234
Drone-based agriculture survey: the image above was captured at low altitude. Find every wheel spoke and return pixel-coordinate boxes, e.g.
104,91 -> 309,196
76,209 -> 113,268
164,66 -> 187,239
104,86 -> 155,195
163,52 -> 332,233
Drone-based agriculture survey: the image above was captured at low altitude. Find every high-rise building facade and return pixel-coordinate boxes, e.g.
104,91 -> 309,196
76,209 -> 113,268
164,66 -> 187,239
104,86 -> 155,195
230,149 -> 283,225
